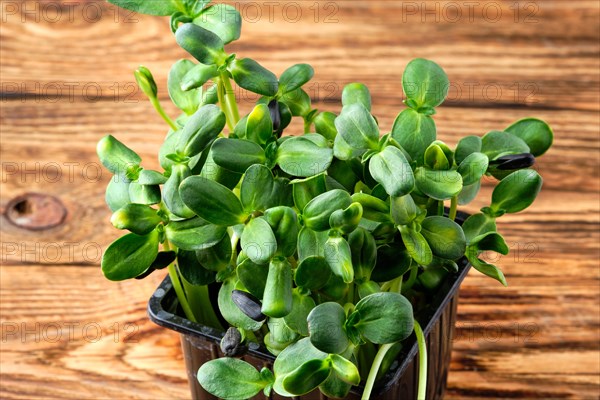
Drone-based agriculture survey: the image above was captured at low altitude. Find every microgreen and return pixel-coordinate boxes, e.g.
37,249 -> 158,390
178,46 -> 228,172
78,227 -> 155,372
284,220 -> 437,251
98,1 -> 553,398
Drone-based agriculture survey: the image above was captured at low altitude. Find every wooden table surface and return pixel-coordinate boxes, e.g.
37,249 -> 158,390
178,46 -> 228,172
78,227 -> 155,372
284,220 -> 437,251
1,1 -> 599,399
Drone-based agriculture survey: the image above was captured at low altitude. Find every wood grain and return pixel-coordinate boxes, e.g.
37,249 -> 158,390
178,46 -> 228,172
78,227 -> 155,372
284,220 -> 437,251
1,0 -> 599,399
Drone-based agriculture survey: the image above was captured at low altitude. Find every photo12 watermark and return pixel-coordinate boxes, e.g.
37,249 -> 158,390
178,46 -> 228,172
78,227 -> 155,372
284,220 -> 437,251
1,1 -> 341,24
398,1 -> 540,24
1,321 -> 139,344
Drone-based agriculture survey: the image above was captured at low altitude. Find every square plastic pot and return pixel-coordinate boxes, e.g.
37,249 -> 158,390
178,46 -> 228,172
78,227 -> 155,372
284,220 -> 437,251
148,212 -> 471,400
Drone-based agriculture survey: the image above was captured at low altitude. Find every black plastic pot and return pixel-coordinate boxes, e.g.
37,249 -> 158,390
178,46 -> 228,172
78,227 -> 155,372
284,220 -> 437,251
149,213 -> 471,400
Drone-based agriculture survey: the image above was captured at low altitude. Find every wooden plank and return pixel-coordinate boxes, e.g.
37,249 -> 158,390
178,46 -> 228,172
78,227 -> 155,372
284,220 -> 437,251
0,266 -> 190,400
1,2 -> 598,111
1,265 -> 598,399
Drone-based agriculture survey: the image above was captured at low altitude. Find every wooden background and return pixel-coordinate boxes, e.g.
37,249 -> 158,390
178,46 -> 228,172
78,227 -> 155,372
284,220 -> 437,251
1,0 -> 599,398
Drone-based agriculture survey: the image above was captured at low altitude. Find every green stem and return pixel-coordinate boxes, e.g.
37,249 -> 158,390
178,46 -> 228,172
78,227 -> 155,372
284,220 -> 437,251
414,319 -> 427,400
150,97 -> 178,131
182,281 -> 222,329
163,239 -> 196,322
362,343 -> 395,400
220,72 -> 240,125
401,263 -> 418,293
449,196 -> 458,221
215,78 -> 235,132
303,118 -> 311,134
437,200 -> 444,216
166,263 -> 197,323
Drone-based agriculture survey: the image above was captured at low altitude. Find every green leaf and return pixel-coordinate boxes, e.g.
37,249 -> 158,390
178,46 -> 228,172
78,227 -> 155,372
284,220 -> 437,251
241,217 -> 277,264
165,217 -> 227,251
276,136 -> 333,177
246,103 -> 273,145
313,112 -> 338,141
278,64 -> 314,94
273,338 -> 328,396
261,258 -> 293,318
110,204 -> 161,236
107,0 -> 179,16
128,182 -> 161,205
458,152 -> 489,186
292,174 -> 327,211
218,278 -> 264,331
303,189 -> 352,232
424,143 -> 450,170
470,231 -> 509,255
351,193 -> 391,223
180,176 -> 248,226
324,236 -> 354,284
467,250 -> 507,286
137,169 -> 167,185
481,130 -> 530,160
105,177 -> 131,212
391,194 -> 419,226
458,181 -> 481,205
240,165 -> 276,212
342,83 -> 371,111
280,88 -> 311,117
168,59 -> 202,115
195,232 -> 231,271
455,135 -> 482,165
333,130 -> 364,160
369,145 -> 415,197
283,290 -> 316,336
267,318 -> 299,350
415,167 -> 463,200
399,225 -> 433,266
371,245 -> 412,282
357,280 -> 381,298
490,169 -> 543,214
402,58 -> 449,109
335,104 -> 379,150
101,230 -> 159,281
318,274 -> 350,301
348,228 -> 377,283
420,216 -> 466,260
318,372 -> 352,398
236,255 -> 268,299
282,359 -> 331,396
180,62 -> 219,91
327,159 -> 359,192
134,66 -> 158,99
177,250 -> 215,285
461,212 -> 497,243
197,358 -> 267,400
176,104 -> 226,157
264,207 -> 298,257
211,137 -> 266,173
391,108 -> 436,161
175,23 -> 225,65
163,164 -> 195,219
329,203 -> 362,235
329,354 -> 360,385
351,292 -> 414,344
297,227 -> 328,261
193,4 -> 241,44
505,118 -> 553,157
97,135 -> 141,177
199,148 -> 243,189
230,58 -> 278,96
294,256 -> 331,290
307,302 -> 349,354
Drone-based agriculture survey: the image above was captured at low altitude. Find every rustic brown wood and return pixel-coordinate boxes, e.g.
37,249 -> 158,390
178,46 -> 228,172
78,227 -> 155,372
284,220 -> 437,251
1,0 -> 598,399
